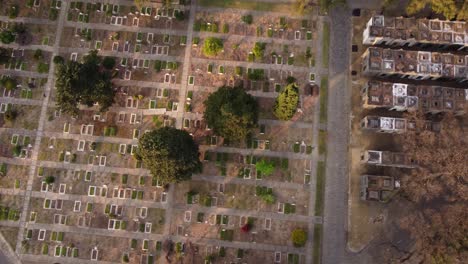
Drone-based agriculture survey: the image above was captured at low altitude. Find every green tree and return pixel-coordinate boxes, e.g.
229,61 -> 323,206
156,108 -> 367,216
273,83 -> 299,120
55,50 -> 115,115
255,159 -> 275,176
202,37 -> 223,57
406,0 -> 463,20
4,107 -> 17,121
291,228 -> 307,247
136,127 -> 201,184
0,30 -> 15,44
203,86 -> 259,141
102,57 -> 116,70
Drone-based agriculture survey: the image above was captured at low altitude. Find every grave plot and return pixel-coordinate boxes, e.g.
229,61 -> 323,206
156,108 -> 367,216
0,23 -> 56,46
0,132 -> 34,159
192,38 -> 313,67
187,62 -> 232,88
194,10 -> 316,40
251,125 -> 314,153
28,197 -> 75,224
2,49 -> 52,73
0,164 -> 30,190
37,138 -> 74,161
114,86 -> 180,111
1,0 -> 56,20
0,194 -> 23,221
0,105 -> 41,130
26,231 -> 134,262
67,2 -> 189,30
0,76 -> 47,100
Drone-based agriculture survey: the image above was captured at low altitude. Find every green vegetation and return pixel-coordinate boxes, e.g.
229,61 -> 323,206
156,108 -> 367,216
0,76 -> 17,91
320,0 -> 346,14
293,0 -> 314,15
202,37 -> 223,57
322,22 -> 330,68
203,86 -> 258,141
220,229 -> 234,241
405,0 -> 467,20
33,49 -> 43,60
37,63 -> 49,73
256,186 -> 275,204
252,42 -> 266,61
319,76 -> 328,123
53,55 -> 64,64
0,30 -> 15,44
44,176 -> 55,184
242,14 -> 253,24
315,161 -> 326,216
199,0 -> 293,12
55,50 -> 114,115
102,57 -> 116,70
255,159 -> 275,176
136,127 -> 201,184
273,83 -> 299,121
313,224 -> 323,263
318,130 -> 327,155
291,228 -> 307,247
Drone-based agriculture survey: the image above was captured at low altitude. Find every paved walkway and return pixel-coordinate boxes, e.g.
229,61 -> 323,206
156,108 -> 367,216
14,0 -> 69,255
322,6 -> 352,264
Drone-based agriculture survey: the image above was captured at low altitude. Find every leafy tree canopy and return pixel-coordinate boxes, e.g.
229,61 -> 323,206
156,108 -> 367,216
405,0 -> 466,20
102,56 -> 116,70
252,42 -> 266,59
203,37 -> 223,57
203,86 -> 259,141
273,83 -> 299,120
55,50 -> 115,115
136,127 -> 201,184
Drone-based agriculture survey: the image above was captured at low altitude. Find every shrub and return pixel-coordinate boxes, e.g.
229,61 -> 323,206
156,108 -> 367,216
255,159 -> 275,176
291,228 -> 307,247
33,49 -> 43,60
12,145 -> 22,157
53,55 -> 64,64
1,77 -> 17,91
252,42 -> 266,60
241,14 -> 253,24
202,37 -> 223,57
273,83 -> 299,120
4,108 -> 18,121
0,30 -> 15,44
44,176 -> 55,184
9,5 -> 19,19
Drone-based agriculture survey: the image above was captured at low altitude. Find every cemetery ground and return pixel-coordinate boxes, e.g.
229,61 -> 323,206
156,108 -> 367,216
0,0 -> 326,263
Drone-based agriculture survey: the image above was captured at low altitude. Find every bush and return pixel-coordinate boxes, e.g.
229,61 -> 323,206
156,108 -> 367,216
252,42 -> 266,60
273,83 -> 299,121
33,49 -> 43,60
53,55 -> 64,64
241,14 -> 253,24
286,76 -> 296,84
4,108 -> 18,121
291,228 -> 307,247
255,159 -> 275,176
44,176 -> 55,184
202,37 -> 223,57
9,5 -> 19,19
1,77 -> 17,91
174,10 -> 185,21
0,30 -> 15,44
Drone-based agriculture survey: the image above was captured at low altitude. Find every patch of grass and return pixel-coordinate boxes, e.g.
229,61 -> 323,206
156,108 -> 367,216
322,22 -> 330,68
319,76 -> 328,124
199,0 -> 292,12
318,130 -> 327,155
315,161 -> 326,216
220,229 -> 234,241
313,224 -> 323,264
